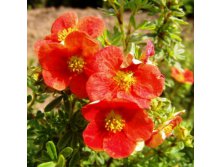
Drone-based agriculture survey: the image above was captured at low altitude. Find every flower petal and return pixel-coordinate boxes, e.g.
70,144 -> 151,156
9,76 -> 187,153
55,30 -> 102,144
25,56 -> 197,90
69,73 -> 88,98
86,72 -> 117,101
123,109 -> 154,141
38,42 -> 70,71
83,122 -> 107,151
171,67 -> 184,83
140,40 -> 155,63
103,132 -> 136,158
51,12 -> 78,34
42,69 -> 70,91
145,131 -> 165,148
82,100 -> 110,122
133,64 -> 164,99
82,99 -> 138,125
65,31 -> 99,57
34,39 -> 53,56
184,69 -> 194,84
77,16 -> 105,38
87,46 -> 123,74
44,33 -> 60,42
117,91 -> 151,109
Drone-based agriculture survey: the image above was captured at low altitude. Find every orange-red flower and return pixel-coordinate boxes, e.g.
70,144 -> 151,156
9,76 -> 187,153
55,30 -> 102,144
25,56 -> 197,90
171,67 -> 194,84
86,46 -> 165,108
34,12 -> 104,56
37,31 -> 100,98
45,12 -> 105,42
82,99 -> 154,158
145,113 -> 183,148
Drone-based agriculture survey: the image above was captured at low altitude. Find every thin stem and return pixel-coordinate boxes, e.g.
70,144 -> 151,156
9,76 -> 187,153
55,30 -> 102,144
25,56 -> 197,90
28,92 -> 37,110
119,0 -> 126,51
108,0 -> 126,52
124,9 -> 137,53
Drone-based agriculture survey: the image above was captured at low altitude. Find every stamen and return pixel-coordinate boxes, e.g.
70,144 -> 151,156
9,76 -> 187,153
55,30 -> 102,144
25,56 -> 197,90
68,56 -> 85,73
105,111 -> 125,133
58,27 -> 75,42
113,71 -> 136,91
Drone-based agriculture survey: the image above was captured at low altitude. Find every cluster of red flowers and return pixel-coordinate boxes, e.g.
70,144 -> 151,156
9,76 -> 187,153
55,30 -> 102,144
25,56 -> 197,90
35,12 -> 182,158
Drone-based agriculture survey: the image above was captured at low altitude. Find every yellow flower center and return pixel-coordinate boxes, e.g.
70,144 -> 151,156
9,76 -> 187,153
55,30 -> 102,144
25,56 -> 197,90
105,111 -> 125,133
163,124 -> 173,137
113,71 -> 136,91
58,27 -> 75,42
68,56 -> 85,73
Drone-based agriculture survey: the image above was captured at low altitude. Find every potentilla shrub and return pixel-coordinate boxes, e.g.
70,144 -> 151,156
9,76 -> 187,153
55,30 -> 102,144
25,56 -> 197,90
27,0 -> 194,166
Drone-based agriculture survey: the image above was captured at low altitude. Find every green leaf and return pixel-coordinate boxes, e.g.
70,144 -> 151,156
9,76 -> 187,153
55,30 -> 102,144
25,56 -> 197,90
136,21 -> 156,30
69,150 -> 80,167
44,96 -> 63,112
129,15 -> 136,28
95,155 -> 105,165
60,147 -> 73,159
169,33 -> 182,42
46,141 -> 58,161
172,11 -> 185,17
37,161 -> 56,167
27,95 -> 32,103
57,131 -> 72,151
176,141 -> 185,150
170,16 -> 188,25
56,154 -> 66,167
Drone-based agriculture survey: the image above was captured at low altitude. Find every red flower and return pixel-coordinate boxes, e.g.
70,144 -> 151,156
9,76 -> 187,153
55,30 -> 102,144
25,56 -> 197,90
171,67 -> 194,84
145,114 -> 183,148
45,12 -> 105,42
140,40 -> 155,63
86,46 -> 165,108
34,12 -> 104,56
82,99 -> 154,158
37,31 -> 100,98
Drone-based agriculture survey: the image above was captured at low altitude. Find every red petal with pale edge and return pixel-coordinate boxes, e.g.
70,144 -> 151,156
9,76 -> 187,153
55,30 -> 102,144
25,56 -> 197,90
103,132 -> 136,158
42,69 -> 70,91
65,31 -> 99,57
133,64 -> 164,99
77,16 -> 105,38
83,122 -> 107,151
86,72 -> 117,101
69,73 -> 88,98
117,91 -> 151,109
123,110 -> 154,141
87,46 -> 123,74
38,42 -> 70,71
51,12 -> 78,34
